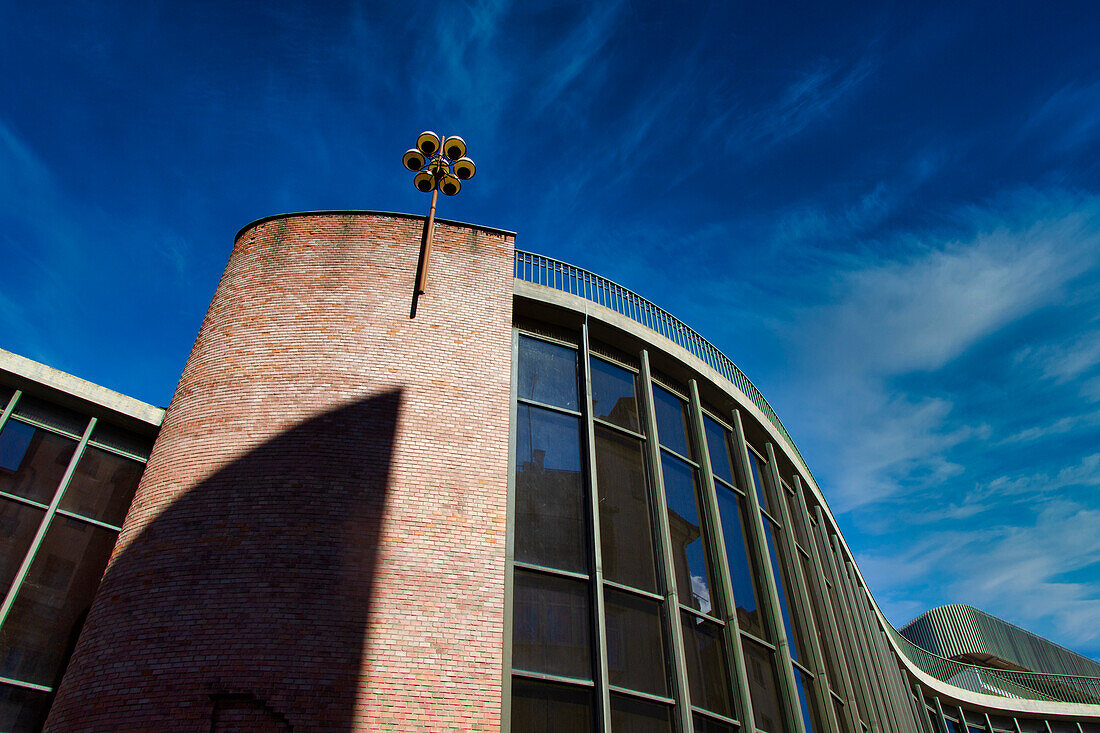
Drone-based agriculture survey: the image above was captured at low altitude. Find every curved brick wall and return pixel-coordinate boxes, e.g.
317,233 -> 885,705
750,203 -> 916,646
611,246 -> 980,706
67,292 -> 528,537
46,212 -> 515,731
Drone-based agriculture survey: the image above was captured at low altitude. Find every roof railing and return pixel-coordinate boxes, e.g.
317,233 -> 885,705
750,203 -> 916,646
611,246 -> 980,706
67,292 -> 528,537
514,250 -> 814,483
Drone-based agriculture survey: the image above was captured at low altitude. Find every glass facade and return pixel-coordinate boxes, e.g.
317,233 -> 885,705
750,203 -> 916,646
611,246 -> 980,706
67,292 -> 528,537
0,388 -> 152,732
507,324 -> 1100,733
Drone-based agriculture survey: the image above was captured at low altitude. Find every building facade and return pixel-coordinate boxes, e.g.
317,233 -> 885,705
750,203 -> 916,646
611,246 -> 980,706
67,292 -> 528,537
0,211 -> 1097,731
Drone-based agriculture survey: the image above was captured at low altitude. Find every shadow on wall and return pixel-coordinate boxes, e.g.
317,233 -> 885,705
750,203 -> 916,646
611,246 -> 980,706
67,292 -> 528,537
45,391 -> 403,732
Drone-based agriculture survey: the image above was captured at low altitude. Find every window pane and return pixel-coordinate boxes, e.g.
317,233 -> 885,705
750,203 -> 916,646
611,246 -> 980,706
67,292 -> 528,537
518,335 -> 578,410
59,446 -> 143,527
610,693 -> 672,733
661,453 -> 712,614
693,713 -> 737,733
590,357 -> 639,432
89,421 -> 154,460
652,385 -> 691,458
0,683 -> 52,733
746,451 -> 770,513
0,516 -> 118,686
681,614 -> 733,717
0,499 -> 45,596
604,587 -> 668,696
515,404 -> 587,572
703,416 -> 734,485
795,668 -> 821,733
512,570 -> 592,680
0,420 -> 77,504
511,677 -> 594,733
763,518 -> 800,661
743,637 -> 787,733
595,426 -> 657,593
715,486 -> 764,638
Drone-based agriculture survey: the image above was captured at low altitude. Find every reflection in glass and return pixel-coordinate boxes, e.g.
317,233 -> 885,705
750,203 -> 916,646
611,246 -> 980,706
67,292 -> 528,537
714,486 -> 764,638
703,416 -> 734,485
59,446 -> 143,527
511,677 -> 594,733
515,405 -> 587,572
0,421 -> 77,504
743,637 -> 787,733
610,693 -> 672,733
590,358 -> 639,432
0,683 -> 52,733
661,453 -> 712,614
604,588 -> 668,696
0,516 -> 117,686
763,518 -> 801,661
512,570 -> 592,680
0,499 -> 45,596
795,669 -> 821,733
595,426 -> 657,593
518,335 -> 578,410
681,614 -> 733,717
652,385 -> 692,458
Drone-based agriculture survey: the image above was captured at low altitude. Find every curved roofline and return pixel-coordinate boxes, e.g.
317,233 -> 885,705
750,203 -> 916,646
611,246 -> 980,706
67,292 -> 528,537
234,209 -> 517,243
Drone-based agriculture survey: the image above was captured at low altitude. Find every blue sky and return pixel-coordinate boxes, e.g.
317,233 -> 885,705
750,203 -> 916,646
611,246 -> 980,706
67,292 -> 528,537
2,2 -> 1099,660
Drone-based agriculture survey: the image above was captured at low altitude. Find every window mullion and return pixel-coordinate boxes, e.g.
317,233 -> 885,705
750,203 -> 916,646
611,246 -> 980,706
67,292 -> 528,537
582,323 -> 613,733
639,349 -> 694,733
0,389 -> 21,433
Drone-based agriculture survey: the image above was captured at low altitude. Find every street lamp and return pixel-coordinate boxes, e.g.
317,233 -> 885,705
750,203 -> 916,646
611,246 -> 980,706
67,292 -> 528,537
403,131 -> 476,295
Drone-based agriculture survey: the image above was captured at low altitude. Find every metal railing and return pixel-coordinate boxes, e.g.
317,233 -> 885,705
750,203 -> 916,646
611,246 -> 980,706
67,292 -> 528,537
888,624 -> 1100,705
514,250 -> 814,483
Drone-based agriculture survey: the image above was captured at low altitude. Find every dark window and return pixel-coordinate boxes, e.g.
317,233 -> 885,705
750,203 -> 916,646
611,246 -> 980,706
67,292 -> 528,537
590,358 -> 639,432
512,570 -> 592,680
514,404 -> 587,572
661,453 -> 712,614
702,416 -> 734,485
518,336 -> 578,411
59,446 -> 144,527
714,486 -> 764,638
681,614 -> 733,718
12,397 -> 87,437
0,499 -> 45,596
595,425 -> 657,593
0,683 -> 53,733
0,421 -> 77,504
610,693 -> 672,733
0,516 -> 117,686
743,637 -> 787,733
692,713 -> 738,733
604,588 -> 668,696
652,385 -> 692,458
511,677 -> 594,733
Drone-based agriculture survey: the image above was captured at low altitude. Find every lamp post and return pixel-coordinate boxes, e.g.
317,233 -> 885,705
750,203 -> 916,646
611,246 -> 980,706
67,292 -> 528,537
403,131 -> 477,295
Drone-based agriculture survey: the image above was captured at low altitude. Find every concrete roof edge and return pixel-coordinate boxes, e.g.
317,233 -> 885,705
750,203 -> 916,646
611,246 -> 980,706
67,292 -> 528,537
234,210 -> 517,242
0,348 -> 165,428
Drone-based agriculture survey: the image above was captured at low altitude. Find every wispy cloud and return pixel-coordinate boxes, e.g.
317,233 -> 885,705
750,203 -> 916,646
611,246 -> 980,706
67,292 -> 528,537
719,54 -> 876,156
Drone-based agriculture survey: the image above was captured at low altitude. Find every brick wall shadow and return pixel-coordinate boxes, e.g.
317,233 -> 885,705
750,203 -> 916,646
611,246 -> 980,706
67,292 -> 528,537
45,390 -> 402,731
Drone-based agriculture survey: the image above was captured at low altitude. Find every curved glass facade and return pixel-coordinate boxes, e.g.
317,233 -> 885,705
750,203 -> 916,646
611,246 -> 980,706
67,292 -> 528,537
505,307 -> 1100,733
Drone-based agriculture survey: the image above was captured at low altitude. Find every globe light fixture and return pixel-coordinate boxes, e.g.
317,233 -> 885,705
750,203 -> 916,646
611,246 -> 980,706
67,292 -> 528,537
404,131 -> 476,297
